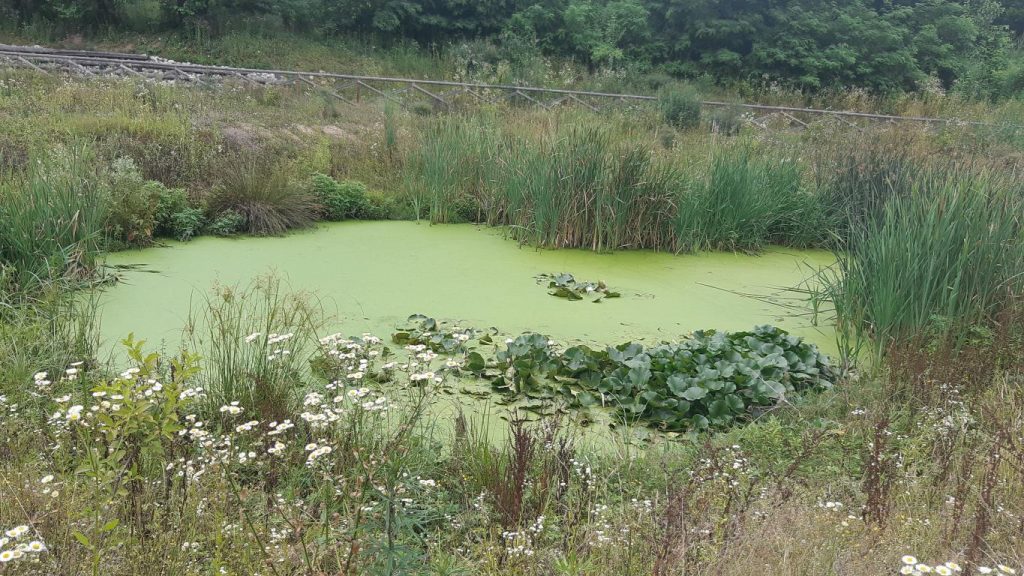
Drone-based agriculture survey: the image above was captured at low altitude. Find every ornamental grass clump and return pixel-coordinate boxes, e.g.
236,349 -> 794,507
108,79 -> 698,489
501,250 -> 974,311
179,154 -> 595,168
206,151 -> 317,236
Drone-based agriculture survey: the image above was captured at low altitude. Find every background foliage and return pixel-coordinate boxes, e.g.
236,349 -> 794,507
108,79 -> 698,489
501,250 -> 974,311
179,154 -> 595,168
2,0 -> 1023,96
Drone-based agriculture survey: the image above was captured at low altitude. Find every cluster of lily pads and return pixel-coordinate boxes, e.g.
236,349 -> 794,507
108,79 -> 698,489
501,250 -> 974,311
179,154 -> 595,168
391,314 -> 484,353
393,317 -> 835,431
536,273 -> 621,302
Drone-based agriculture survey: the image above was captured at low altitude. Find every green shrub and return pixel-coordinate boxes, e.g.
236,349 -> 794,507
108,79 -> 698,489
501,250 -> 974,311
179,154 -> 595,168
207,153 -> 317,236
151,181 -> 204,240
364,191 -> 396,220
208,209 -> 246,237
308,173 -> 371,221
153,182 -> 189,230
169,207 -> 205,241
660,87 -> 703,129
105,157 -> 158,248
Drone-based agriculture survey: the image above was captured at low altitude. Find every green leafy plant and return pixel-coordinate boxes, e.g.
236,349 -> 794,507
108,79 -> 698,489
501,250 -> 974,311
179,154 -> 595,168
70,335 -> 200,576
536,273 -> 620,302
152,182 -> 204,241
474,325 -> 835,431
104,157 -> 158,248
660,87 -> 702,129
207,209 -> 245,237
309,173 -> 372,221
168,207 -> 205,241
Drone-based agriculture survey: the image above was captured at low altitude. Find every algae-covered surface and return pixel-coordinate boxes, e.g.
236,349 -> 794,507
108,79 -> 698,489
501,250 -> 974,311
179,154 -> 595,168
100,221 -> 836,357
99,221 -> 837,446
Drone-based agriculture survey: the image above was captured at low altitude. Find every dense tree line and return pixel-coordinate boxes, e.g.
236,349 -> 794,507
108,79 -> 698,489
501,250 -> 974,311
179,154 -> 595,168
2,0 -> 1021,94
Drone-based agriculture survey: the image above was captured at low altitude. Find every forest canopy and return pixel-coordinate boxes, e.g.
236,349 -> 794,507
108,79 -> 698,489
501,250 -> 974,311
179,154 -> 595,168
2,0 -> 1022,95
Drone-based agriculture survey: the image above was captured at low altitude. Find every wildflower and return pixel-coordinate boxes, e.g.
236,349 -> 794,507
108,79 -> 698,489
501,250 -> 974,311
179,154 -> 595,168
219,401 -> 243,415
945,563 -> 961,572
979,569 -> 994,575
235,420 -> 259,433
917,565 -> 933,573
0,551 -> 13,562
27,541 -> 44,552
307,446 -> 332,464
66,405 -> 84,422
998,566 -> 1016,575
901,568 -> 916,575
244,332 -> 262,343
936,567 -> 952,576
267,420 -> 294,435
40,475 -> 53,484
903,556 -> 920,566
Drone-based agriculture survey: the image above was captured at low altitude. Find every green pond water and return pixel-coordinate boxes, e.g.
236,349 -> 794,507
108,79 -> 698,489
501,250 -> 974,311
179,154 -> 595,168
100,221 -> 836,356
99,221 -> 836,446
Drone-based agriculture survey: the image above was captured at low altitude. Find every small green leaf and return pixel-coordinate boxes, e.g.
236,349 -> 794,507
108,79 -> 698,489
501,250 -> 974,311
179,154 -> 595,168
72,531 -> 92,548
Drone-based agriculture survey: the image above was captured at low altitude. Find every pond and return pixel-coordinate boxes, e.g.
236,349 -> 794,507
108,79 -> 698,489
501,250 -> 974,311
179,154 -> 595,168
99,221 -> 837,445
99,221 -> 836,358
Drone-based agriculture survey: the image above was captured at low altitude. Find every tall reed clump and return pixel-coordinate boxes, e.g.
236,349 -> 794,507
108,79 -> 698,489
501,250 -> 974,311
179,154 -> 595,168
410,121 -> 680,250
0,146 -> 109,292
825,168 -> 1024,354
814,137 -> 921,245
183,275 -> 324,422
675,151 -> 824,253
523,128 -> 678,250
403,117 -> 498,222
206,150 -> 318,236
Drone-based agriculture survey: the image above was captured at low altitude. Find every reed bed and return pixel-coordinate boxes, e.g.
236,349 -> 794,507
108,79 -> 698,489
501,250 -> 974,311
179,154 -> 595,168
405,119 -> 825,253
825,168 -> 1024,352
0,147 -> 109,291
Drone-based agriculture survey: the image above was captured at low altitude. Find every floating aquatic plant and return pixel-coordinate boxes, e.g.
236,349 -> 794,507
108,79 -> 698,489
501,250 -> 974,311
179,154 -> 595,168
391,319 -> 835,432
391,314 -> 484,354
536,273 -> 621,302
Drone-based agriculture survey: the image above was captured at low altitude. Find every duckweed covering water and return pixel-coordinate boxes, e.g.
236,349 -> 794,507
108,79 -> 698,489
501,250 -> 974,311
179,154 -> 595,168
99,221 -> 836,357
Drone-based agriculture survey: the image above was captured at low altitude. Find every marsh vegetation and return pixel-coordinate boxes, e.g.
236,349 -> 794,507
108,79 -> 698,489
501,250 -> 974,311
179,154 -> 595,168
0,37 -> 1023,576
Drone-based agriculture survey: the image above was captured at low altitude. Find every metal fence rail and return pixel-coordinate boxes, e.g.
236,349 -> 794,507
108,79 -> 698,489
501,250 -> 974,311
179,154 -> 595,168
0,43 -> 1013,130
